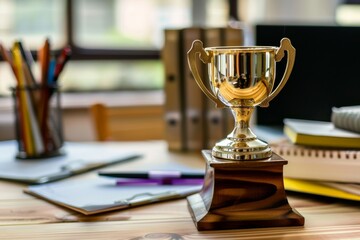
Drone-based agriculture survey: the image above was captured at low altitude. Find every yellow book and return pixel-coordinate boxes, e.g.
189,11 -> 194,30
284,178 -> 360,201
284,118 -> 360,149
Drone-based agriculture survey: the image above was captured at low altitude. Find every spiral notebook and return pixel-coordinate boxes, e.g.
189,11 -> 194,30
271,139 -> 360,183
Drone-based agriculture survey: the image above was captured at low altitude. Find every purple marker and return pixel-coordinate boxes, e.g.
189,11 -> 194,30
116,178 -> 204,186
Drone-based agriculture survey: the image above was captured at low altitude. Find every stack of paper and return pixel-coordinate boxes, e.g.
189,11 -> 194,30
271,118 -> 360,201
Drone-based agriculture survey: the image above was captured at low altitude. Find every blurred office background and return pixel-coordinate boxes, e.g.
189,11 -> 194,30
0,0 -> 359,141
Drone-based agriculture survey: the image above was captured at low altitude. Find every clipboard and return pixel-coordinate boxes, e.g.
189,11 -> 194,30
24,178 -> 202,215
0,141 -> 140,184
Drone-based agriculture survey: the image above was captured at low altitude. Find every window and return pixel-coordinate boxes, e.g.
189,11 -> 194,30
0,0 -> 66,49
0,0 -> 66,95
0,0 -> 230,95
336,1 -> 360,25
73,0 -> 192,49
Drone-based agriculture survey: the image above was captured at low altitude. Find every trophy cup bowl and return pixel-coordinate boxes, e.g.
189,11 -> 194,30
187,38 -> 295,160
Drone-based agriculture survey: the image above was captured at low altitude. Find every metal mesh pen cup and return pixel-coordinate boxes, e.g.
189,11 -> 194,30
12,85 -> 64,159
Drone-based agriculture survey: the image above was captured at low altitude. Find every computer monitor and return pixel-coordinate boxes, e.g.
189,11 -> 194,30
255,24 -> 360,125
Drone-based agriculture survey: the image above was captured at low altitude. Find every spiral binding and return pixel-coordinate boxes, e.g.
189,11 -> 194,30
271,140 -> 360,160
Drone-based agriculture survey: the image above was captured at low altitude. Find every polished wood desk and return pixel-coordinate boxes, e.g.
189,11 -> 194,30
1,141 -> 360,239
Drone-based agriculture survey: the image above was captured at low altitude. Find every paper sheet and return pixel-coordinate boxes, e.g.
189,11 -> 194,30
0,140 -> 140,183
25,178 -> 202,215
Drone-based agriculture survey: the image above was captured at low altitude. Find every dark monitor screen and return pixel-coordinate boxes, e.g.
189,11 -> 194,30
255,24 -> 360,125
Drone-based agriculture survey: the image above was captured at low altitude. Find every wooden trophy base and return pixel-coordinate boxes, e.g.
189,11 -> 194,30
187,150 -> 304,231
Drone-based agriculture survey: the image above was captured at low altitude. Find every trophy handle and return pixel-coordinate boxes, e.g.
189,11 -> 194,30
187,40 -> 225,108
260,38 -> 295,107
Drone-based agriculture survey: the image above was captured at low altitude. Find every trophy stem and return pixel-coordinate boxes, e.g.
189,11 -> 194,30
212,106 -> 272,160
228,106 -> 256,141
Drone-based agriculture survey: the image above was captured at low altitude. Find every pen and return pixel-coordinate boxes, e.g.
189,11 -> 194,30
17,41 -> 36,85
38,38 -> 50,85
0,42 -> 17,78
53,46 -> 71,82
99,170 -> 205,179
115,178 -> 204,186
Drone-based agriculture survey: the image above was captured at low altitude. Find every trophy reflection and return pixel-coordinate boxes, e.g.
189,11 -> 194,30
186,38 -> 304,230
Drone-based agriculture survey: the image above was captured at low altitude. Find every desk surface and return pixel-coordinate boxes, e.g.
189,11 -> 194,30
1,141 -> 360,240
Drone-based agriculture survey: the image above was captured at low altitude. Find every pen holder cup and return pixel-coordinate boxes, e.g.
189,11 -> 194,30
12,85 -> 64,159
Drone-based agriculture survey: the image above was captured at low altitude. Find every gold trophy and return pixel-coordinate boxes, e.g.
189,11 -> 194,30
186,38 -> 304,230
